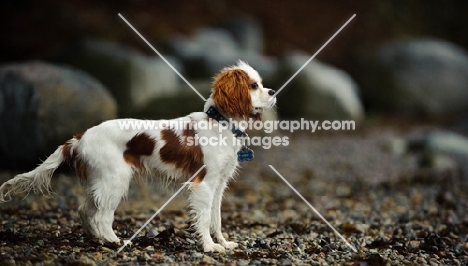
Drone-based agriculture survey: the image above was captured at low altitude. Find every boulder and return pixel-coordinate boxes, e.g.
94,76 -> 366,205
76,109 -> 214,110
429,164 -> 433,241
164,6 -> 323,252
164,28 -> 238,79
360,38 -> 468,113
0,61 -> 117,169
194,28 -> 243,76
56,39 -> 182,115
275,52 -> 364,122
424,131 -> 468,156
132,80 -> 212,119
164,28 -> 278,80
220,15 -> 264,53
405,131 -> 468,171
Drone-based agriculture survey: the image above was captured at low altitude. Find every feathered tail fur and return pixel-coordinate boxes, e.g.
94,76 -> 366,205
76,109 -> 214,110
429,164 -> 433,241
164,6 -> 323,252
0,141 -> 72,202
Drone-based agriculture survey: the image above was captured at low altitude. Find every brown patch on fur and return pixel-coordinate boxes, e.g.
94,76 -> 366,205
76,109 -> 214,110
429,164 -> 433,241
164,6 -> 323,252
62,132 -> 88,182
160,129 -> 206,183
74,132 -> 84,140
74,158 -> 87,182
62,142 -> 73,162
192,167 -> 207,184
123,133 -> 156,170
212,69 -> 253,118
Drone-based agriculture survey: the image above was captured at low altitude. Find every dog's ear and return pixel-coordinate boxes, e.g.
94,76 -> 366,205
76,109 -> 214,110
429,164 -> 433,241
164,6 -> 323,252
212,69 -> 253,117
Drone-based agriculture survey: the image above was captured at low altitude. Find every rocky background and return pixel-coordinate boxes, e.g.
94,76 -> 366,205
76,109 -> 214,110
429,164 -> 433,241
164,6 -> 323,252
1,1 -> 468,265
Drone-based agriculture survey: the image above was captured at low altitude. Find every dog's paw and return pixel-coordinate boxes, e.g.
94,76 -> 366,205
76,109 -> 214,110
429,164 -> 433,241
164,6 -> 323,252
122,239 -> 132,247
222,241 -> 238,249
101,238 -> 123,249
101,235 -> 121,244
204,243 -> 226,253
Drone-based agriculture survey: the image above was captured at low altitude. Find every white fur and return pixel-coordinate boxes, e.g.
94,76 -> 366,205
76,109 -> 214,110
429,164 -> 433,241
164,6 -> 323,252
0,61 -> 276,253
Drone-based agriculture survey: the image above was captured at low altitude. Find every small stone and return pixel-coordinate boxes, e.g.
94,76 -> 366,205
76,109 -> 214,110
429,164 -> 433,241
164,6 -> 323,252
2,258 -> 15,266
78,255 -> 98,266
429,258 -> 439,266
417,257 -> 427,264
202,255 -> 217,264
336,184 -> 352,197
294,237 -> 303,246
407,240 -> 420,252
144,245 -> 155,251
292,245 -> 302,254
17,220 -> 29,226
340,223 -> 369,233
191,252 -> 203,260
248,260 -> 261,266
152,252 -> 164,259
255,238 -> 269,248
236,260 -> 249,266
464,242 -> 468,250
100,246 -> 113,253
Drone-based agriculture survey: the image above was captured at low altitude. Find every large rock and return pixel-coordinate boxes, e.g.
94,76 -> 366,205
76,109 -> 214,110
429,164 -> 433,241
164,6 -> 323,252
424,131 -> 468,156
220,15 -> 264,53
133,80 -> 212,119
0,61 -> 117,169
360,38 -> 468,113
406,131 -> 468,172
55,39 -> 182,115
164,28 -> 278,80
276,52 -> 364,122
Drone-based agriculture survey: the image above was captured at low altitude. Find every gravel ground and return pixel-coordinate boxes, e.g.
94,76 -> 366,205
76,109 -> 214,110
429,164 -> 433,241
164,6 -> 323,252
1,126 -> 468,265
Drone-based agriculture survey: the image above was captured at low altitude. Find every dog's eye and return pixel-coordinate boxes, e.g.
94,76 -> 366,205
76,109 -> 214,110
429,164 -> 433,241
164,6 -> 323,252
251,83 -> 259,89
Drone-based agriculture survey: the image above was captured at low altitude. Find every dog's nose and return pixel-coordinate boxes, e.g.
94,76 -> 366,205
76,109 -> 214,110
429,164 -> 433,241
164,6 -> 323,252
268,89 -> 276,96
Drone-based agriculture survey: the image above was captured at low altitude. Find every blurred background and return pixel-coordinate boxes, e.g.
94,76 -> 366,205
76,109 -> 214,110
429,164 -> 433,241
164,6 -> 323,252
0,0 -> 467,182
1,0 -> 468,168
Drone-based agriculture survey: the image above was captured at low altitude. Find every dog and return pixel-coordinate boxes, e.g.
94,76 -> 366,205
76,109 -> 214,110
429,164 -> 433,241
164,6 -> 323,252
0,60 -> 276,253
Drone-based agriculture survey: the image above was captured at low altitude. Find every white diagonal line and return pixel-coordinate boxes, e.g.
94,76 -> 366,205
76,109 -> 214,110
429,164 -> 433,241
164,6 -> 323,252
115,165 -> 206,254
268,165 -> 358,252
270,14 -> 356,100
118,13 -> 207,102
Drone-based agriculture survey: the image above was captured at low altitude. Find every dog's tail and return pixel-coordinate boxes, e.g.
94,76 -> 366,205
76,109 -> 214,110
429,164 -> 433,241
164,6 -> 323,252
0,134 -> 82,202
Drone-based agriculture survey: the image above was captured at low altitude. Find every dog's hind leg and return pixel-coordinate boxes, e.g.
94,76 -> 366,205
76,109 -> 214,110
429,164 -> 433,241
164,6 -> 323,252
79,166 -> 133,243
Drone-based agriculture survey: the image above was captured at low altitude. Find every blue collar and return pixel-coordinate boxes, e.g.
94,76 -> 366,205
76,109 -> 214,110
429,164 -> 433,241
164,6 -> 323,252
205,106 -> 247,138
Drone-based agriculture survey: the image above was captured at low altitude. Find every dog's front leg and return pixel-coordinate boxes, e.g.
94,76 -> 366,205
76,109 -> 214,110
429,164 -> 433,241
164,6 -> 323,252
188,181 -> 225,252
210,179 -> 238,250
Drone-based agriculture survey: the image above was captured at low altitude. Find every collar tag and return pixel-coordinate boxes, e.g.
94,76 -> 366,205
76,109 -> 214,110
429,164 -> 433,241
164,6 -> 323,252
237,146 -> 254,161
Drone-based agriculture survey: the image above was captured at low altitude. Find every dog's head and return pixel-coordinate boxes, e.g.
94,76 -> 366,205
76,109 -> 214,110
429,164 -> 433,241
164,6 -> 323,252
209,60 -> 276,120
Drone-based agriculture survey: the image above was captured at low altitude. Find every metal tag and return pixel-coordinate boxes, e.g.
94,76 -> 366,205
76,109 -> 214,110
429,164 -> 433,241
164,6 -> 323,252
237,146 -> 254,161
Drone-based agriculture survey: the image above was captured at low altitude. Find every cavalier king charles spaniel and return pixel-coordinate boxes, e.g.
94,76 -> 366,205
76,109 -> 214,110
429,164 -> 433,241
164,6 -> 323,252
0,61 -> 276,253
